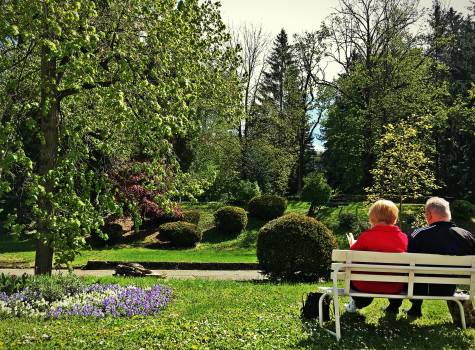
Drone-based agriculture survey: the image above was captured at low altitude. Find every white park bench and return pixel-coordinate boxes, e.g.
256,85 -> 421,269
318,249 -> 475,341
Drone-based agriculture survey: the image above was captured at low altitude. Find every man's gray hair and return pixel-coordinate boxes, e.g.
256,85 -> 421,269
425,197 -> 451,220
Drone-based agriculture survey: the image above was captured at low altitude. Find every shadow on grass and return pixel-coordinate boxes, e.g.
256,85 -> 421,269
246,216 -> 267,231
298,312 -> 473,349
202,227 -> 234,244
201,216 -> 265,247
0,235 -> 35,253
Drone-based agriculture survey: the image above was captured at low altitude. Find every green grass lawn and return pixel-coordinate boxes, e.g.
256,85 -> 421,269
1,201 -> 473,267
0,237 -> 257,267
0,277 -> 473,349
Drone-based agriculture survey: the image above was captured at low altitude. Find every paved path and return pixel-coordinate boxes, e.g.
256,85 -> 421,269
0,268 -> 265,281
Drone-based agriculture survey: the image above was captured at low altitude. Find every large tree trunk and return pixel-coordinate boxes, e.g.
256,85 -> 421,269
34,240 -> 53,275
35,6 -> 59,275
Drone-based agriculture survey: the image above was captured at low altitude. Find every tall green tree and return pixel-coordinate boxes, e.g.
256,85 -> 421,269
259,29 -> 294,113
243,29 -> 298,194
290,31 -> 329,193
321,0 -> 447,193
427,1 -> 475,198
0,0 -> 239,274
367,118 -> 439,213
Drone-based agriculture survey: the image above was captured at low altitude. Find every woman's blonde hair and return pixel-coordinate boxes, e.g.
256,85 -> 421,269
368,199 -> 398,225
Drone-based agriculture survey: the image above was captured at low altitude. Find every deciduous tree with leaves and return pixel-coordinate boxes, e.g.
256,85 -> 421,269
0,0 -> 239,274
366,118 -> 439,215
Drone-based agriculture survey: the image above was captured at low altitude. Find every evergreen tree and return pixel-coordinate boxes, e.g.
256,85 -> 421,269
428,1 -> 475,95
243,29 -> 299,194
259,29 -> 294,113
428,1 -> 475,199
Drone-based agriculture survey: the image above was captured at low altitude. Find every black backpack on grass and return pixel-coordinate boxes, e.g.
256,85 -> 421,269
300,291 -> 331,321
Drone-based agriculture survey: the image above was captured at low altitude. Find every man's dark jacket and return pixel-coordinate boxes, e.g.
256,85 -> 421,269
408,221 -> 475,296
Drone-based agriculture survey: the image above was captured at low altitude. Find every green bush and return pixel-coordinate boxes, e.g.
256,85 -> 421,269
214,206 -> 248,236
451,200 -> 475,220
182,210 -> 201,225
301,172 -> 332,216
243,140 -> 295,195
102,223 -> 124,244
338,212 -> 360,231
248,195 -> 287,220
400,208 -> 426,231
257,213 -> 338,281
23,274 -> 86,302
231,180 -> 261,206
88,222 -> 124,247
159,221 -> 202,248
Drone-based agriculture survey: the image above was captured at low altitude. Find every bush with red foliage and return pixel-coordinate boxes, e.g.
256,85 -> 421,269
111,161 -> 183,227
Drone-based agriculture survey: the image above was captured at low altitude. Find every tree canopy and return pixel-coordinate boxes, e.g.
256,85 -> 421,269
0,0 -> 240,274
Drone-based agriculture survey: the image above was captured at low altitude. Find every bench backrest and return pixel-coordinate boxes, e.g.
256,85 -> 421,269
331,250 -> 475,298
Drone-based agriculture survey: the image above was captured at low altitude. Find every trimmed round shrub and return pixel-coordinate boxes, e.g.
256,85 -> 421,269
214,206 -> 248,235
159,221 -> 201,248
451,200 -> 475,220
338,213 -> 359,231
248,195 -> 287,220
257,213 -> 338,281
182,210 -> 201,225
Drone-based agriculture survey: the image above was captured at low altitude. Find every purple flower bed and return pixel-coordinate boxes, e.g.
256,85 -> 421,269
0,283 -> 172,319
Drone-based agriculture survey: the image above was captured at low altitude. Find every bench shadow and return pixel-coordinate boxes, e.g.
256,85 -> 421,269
298,312 -> 473,349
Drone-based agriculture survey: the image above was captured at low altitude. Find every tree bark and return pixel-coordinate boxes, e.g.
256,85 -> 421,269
307,202 -> 316,217
34,240 -> 53,275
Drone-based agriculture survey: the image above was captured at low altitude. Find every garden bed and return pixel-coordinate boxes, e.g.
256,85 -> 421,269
0,274 -> 172,319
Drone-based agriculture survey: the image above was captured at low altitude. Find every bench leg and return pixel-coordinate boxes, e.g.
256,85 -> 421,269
452,300 -> 467,330
318,292 -> 341,341
318,293 -> 325,327
333,289 -> 341,341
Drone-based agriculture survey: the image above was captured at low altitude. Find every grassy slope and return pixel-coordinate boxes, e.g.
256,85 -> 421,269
0,277 -> 473,349
1,201 -> 473,267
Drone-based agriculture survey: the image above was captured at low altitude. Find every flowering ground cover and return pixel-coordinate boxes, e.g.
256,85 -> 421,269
0,283 -> 172,319
0,277 -> 473,349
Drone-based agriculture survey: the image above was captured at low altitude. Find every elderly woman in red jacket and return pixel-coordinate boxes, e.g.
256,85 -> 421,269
345,199 -> 408,314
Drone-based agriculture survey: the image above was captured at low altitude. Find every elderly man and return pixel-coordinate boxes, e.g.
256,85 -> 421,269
404,197 -> 475,319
